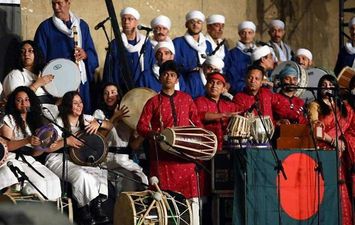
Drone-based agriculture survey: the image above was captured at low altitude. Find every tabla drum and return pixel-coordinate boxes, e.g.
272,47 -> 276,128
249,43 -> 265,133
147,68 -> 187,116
271,61 -> 307,97
0,140 -> 8,168
120,88 -> 157,130
43,58 -> 81,97
114,190 -> 192,225
249,116 -> 274,146
300,67 -> 329,101
159,127 -> 217,161
34,124 -> 58,151
337,66 -> 355,89
226,115 -> 250,139
69,131 -> 108,166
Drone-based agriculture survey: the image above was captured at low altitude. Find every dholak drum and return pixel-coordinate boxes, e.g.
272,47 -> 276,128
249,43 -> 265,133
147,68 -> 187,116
300,67 -> 329,101
226,115 -> 250,139
114,190 -> 192,225
34,123 -> 58,151
120,88 -> 157,130
0,140 -> 8,168
159,127 -> 217,161
249,116 -> 274,146
69,132 -> 107,166
43,58 -> 81,97
337,66 -> 355,89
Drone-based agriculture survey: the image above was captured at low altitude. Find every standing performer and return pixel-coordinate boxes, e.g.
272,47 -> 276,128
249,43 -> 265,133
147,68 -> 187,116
137,60 -> 203,225
34,0 -> 98,113
150,15 -> 173,48
268,19 -> 293,62
45,91 -> 112,225
308,75 -> 353,225
205,14 -> 228,60
295,48 -> 313,70
250,45 -> 275,88
334,16 -> 355,75
0,86 -> 61,201
173,10 -> 212,98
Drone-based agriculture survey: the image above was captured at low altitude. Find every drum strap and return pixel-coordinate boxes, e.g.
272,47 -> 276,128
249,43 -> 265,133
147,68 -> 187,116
16,153 -> 45,178
38,95 -> 56,105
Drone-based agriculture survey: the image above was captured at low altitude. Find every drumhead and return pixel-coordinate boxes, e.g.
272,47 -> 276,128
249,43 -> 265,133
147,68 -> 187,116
300,67 -> 329,101
43,58 -> 81,97
35,124 -> 58,151
120,88 -> 157,130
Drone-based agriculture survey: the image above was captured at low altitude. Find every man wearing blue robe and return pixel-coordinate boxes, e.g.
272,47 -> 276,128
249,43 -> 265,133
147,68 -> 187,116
173,10 -> 212,99
34,0 -> 98,113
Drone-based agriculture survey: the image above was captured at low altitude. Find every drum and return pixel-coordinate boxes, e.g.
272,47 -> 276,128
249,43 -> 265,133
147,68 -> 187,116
120,88 -> 157,130
337,66 -> 355,89
271,61 -> 307,97
159,127 -> 217,161
34,124 -> 58,151
114,190 -> 192,225
300,67 -> 329,101
0,141 -> 8,168
249,116 -> 274,145
43,58 -> 81,97
226,115 -> 250,139
69,132 -> 108,166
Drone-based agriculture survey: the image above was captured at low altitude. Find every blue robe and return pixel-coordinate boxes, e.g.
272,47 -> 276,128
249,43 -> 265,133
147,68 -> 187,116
334,46 -> 355,76
102,38 -> 155,91
34,18 -> 98,113
173,37 -> 212,99
224,47 -> 251,95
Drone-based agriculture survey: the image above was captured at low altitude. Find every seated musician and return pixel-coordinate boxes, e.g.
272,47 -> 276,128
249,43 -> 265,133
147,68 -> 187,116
93,82 -> 148,193
2,40 -> 57,116
233,64 -> 274,120
308,75 -> 353,225
295,48 -> 313,70
45,91 -> 112,225
0,86 -> 61,200
272,65 -> 307,126
137,60 -> 203,225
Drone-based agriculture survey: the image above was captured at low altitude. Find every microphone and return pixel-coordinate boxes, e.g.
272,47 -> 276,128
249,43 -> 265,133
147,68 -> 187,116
25,107 -> 31,113
94,17 -> 110,30
7,161 -> 20,180
247,101 -> 259,113
137,24 -> 153,32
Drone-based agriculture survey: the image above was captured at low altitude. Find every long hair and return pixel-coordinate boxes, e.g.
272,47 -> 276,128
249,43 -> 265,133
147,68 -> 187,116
58,91 -> 85,132
5,86 -> 44,136
316,74 -> 347,117
12,40 -> 45,75
97,82 -> 121,119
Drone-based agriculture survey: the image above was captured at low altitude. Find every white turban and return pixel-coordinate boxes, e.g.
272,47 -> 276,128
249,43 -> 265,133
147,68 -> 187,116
154,41 -> 175,55
238,21 -> 256,32
206,14 -> 225,24
185,10 -> 205,22
120,7 -> 140,20
269,19 -> 285,29
349,16 -> 355,28
296,48 -> 313,61
151,15 -> 171,30
204,55 -> 225,70
251,45 -> 271,62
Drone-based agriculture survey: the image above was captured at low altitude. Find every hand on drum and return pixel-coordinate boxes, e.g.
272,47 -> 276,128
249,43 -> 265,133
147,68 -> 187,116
74,47 -> 87,61
36,74 -> 55,87
113,105 -> 129,122
84,120 -> 100,134
28,135 -> 41,147
67,136 -> 83,149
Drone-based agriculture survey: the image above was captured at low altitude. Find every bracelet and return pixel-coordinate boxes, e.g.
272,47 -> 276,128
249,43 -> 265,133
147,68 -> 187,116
97,119 -> 103,128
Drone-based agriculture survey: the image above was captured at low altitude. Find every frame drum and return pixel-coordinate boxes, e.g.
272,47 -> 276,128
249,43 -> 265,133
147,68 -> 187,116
300,67 -> 329,101
337,66 -> 355,89
43,58 -> 81,97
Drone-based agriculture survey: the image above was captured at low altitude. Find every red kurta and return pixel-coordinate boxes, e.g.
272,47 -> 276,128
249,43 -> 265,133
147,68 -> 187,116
137,91 -> 203,198
194,96 -> 236,151
233,87 -> 274,121
272,93 -> 307,124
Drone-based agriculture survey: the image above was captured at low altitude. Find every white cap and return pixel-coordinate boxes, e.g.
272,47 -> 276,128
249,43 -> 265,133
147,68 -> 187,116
185,10 -> 205,22
204,55 -> 225,70
349,16 -> 355,28
154,41 -> 175,55
238,21 -> 256,32
206,14 -> 225,24
120,7 -> 140,20
296,48 -> 313,61
269,19 -> 285,29
251,45 -> 271,62
151,15 -> 171,30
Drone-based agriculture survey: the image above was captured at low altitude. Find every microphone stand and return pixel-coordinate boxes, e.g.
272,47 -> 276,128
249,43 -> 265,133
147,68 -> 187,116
99,165 -> 149,188
15,167 -> 48,200
133,29 -> 151,82
253,103 -> 287,225
99,24 -> 114,85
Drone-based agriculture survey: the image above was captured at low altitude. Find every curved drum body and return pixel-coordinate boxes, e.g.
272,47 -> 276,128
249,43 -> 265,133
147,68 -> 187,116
34,124 -> 58,151
159,127 -> 217,161
0,141 -> 8,168
69,132 -> 107,166
120,88 -> 157,130
249,116 -> 274,145
337,66 -> 355,89
114,190 -> 192,225
300,67 -> 329,101
43,58 -> 81,97
226,115 -> 250,139
271,61 -> 307,97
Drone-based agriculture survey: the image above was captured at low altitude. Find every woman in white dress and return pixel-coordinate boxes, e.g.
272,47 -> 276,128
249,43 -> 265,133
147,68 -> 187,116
0,86 -> 61,201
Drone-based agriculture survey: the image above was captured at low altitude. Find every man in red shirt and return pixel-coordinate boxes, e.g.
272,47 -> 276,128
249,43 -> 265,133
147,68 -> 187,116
137,60 -> 203,224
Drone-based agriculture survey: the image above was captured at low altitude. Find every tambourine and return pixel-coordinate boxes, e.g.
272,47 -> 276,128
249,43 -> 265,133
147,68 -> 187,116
34,123 -> 58,151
